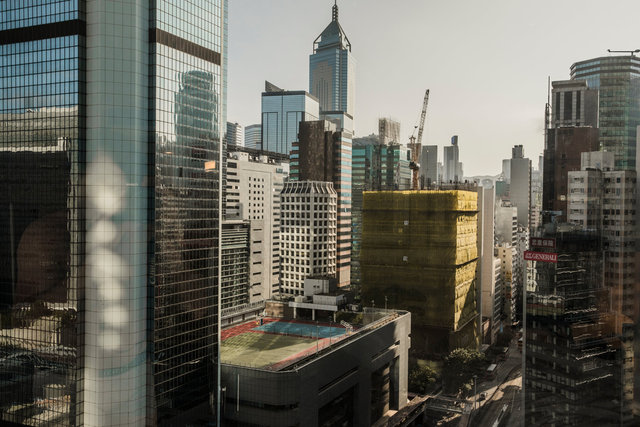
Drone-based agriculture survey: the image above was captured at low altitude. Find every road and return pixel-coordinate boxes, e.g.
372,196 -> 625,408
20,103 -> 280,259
461,338 -> 523,426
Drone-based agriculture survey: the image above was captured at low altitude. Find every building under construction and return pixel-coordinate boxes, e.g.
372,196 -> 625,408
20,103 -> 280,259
360,190 -> 479,354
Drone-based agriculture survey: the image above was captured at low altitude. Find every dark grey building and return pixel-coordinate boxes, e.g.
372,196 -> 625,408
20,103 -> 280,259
220,310 -> 410,426
0,1 -> 226,425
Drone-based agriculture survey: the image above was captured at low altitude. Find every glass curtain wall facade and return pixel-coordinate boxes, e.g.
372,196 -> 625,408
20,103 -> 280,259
571,56 -> 640,170
261,91 -> 319,155
309,3 -> 355,116
0,1 -> 226,425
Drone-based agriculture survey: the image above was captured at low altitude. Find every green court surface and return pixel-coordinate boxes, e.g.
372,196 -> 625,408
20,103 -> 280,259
220,331 -> 317,368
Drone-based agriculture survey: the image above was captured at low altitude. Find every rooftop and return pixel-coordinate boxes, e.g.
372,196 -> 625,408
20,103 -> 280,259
220,310 -> 405,371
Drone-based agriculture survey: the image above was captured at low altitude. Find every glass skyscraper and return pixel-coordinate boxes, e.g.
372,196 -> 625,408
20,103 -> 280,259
571,55 -> 640,170
309,2 -> 355,117
0,1 -> 226,425
261,83 -> 319,156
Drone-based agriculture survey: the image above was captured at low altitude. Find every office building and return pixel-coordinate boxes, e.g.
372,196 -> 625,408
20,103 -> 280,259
225,151 -> 288,300
361,190 -> 479,354
244,123 -> 261,150
571,55 -> 640,170
220,309 -> 410,426
550,79 -> 599,128
443,135 -> 462,183
221,221 -> 250,309
0,2 -> 226,425
478,183 -> 502,344
291,120 -> 352,287
351,137 -> 411,286
378,117 -> 401,145
567,152 -> 637,319
420,145 -> 438,187
510,145 -> 532,228
261,81 -> 319,155
225,121 -> 243,146
543,127 -> 599,222
524,226 -> 633,426
280,181 -> 337,295
309,2 -> 355,117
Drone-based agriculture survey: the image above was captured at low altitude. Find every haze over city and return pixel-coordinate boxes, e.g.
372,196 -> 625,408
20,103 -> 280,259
229,0 -> 640,176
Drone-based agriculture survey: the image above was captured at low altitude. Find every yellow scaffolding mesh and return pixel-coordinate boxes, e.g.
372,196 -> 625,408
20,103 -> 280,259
361,190 -> 479,351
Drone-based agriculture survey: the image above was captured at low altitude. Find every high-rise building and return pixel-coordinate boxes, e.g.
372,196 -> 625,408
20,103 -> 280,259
567,152 -> 637,319
443,135 -> 461,183
510,145 -> 532,228
309,2 -> 355,117
524,226 -> 633,426
279,181 -> 337,295
420,145 -> 438,187
542,127 -> 599,222
0,2 -> 226,425
378,118 -> 401,145
261,81 -> 319,155
244,123 -> 262,150
361,190 -> 479,354
477,183 -> 502,344
291,120 -> 352,287
571,55 -> 640,170
550,79 -> 599,128
226,121 -> 243,146
221,220 -> 250,309
351,137 -> 411,286
225,151 -> 288,301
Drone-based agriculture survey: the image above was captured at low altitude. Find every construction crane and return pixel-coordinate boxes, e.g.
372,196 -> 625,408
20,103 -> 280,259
409,89 -> 429,190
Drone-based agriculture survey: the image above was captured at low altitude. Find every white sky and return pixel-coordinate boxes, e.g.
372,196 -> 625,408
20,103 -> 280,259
227,0 -> 640,176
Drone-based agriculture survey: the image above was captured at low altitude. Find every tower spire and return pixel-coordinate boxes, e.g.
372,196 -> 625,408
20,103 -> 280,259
332,0 -> 338,22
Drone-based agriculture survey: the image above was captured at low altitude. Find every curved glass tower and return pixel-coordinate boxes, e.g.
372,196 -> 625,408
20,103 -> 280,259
571,55 -> 640,170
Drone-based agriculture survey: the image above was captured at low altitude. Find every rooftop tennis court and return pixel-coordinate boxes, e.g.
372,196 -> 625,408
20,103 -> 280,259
220,318 -> 348,370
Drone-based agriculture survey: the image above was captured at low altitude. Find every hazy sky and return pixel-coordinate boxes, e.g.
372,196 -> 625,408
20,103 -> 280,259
227,0 -> 640,176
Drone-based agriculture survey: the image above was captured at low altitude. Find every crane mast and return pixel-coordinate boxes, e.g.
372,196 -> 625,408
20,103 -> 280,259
409,89 -> 429,190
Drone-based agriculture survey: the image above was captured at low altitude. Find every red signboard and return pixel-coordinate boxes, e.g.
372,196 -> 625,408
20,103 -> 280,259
530,237 -> 556,249
524,251 -> 557,263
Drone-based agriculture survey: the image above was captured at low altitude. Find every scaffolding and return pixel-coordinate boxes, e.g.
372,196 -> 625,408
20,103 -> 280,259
360,190 -> 479,353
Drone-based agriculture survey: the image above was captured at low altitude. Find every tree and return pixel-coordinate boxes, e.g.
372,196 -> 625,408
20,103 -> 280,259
442,348 -> 486,395
408,362 -> 438,395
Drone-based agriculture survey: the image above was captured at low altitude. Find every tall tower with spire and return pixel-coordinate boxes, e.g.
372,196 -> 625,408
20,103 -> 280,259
309,1 -> 356,122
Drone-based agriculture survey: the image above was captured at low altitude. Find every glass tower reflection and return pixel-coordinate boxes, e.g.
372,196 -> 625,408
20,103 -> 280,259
0,1 -> 226,425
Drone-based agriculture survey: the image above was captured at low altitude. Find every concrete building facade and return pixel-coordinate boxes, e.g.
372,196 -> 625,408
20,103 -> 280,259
220,310 -> 410,427
280,181 -> 337,295
225,151 -> 288,300
510,145 -> 532,228
291,120 -> 352,287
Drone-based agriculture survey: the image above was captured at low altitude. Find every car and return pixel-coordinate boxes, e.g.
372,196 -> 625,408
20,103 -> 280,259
479,392 -> 487,401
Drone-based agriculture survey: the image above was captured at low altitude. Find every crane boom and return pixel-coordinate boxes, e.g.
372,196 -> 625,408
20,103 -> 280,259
409,89 -> 429,190
416,89 -> 429,146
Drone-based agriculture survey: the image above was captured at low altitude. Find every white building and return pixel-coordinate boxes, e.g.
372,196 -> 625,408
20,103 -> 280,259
568,151 -> 637,318
280,181 -> 337,295
225,151 -> 288,301
478,182 -> 502,344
